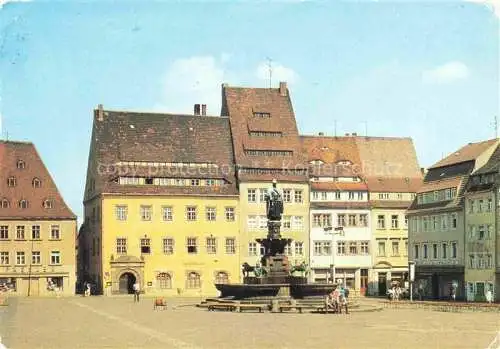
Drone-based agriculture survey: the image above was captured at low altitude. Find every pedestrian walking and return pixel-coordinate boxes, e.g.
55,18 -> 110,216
486,289 -> 493,304
133,281 -> 140,302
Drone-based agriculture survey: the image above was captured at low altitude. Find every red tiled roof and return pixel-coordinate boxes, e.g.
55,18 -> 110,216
0,141 -> 76,220
85,109 -> 239,199
364,176 -> 423,192
222,83 -> 308,182
430,139 -> 498,169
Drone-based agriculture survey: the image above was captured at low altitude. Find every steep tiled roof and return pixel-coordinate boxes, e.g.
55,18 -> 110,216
474,143 -> 500,175
85,108 -> 238,198
416,176 -> 463,194
429,139 -> 498,169
222,83 -> 308,182
364,177 -> 422,192
0,141 -> 76,220
301,136 -> 361,177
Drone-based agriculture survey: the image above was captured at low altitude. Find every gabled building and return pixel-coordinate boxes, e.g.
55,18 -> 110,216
81,105 -> 240,296
463,142 -> 500,302
0,140 -> 77,296
301,135 -> 371,291
407,139 -> 498,300
221,82 -> 309,270
356,136 -> 422,296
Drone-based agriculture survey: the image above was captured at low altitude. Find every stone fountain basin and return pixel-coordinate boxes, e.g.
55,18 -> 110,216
215,282 -> 336,300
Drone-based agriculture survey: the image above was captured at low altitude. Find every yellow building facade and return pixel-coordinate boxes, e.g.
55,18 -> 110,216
81,106 -> 241,297
239,182 -> 309,268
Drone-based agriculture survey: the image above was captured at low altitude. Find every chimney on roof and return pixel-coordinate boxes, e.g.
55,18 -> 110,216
194,104 -> 201,116
97,104 -> 104,121
279,81 -> 287,97
318,132 -> 324,136
201,104 -> 207,116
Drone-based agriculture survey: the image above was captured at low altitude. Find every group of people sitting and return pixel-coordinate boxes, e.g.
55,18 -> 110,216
326,285 -> 350,314
387,284 -> 403,301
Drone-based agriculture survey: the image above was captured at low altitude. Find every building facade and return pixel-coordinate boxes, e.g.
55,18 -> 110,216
463,143 -> 500,302
408,139 -> 498,300
81,105 -> 240,296
0,141 -> 77,296
222,82 -> 309,271
355,136 -> 422,296
301,135 -> 371,291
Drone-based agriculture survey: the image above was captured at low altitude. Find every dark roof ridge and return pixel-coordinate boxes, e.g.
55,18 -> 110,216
0,140 -> 34,145
99,108 -> 226,120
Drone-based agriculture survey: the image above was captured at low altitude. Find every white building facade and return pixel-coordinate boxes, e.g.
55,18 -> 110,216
309,179 -> 372,292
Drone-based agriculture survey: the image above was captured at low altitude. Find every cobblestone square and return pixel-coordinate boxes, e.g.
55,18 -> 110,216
1,297 -> 499,349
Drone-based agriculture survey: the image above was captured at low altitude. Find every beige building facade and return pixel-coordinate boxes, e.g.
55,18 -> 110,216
0,141 -> 77,296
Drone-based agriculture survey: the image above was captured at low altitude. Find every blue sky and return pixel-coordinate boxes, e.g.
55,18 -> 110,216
0,0 -> 499,222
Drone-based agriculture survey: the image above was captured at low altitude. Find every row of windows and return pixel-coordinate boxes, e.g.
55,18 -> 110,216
468,253 -> 494,269
376,214 -> 408,230
409,214 -> 458,232
247,215 -> 304,231
247,188 -> 304,204
376,239 -> 408,257
0,225 -> 61,240
412,241 -> 458,260
114,205 -> 236,222
151,271 -> 230,290
467,224 -> 494,240
248,131 -> 282,137
6,177 -> 42,188
417,187 -> 457,205
244,150 -> 293,157
0,251 -> 61,265
467,198 -> 494,214
312,213 -> 369,228
118,177 -> 224,187
313,240 -> 370,256
0,198 -> 55,209
116,237 -> 237,255
312,191 -> 365,201
247,241 -> 304,256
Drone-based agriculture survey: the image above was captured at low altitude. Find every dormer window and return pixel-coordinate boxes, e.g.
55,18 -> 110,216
336,160 -> 352,166
7,177 -> 16,187
17,160 -> 26,169
43,199 -> 54,209
1,199 -> 9,208
32,178 -> 42,188
253,112 -> 271,118
310,160 -> 324,165
19,200 -> 28,209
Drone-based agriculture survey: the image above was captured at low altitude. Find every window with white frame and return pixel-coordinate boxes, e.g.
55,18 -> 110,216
334,191 -> 341,200
359,214 -> 368,227
186,272 -> 201,289
248,242 -> 258,256
206,207 -> 216,221
432,243 -> 438,259
247,189 -> 257,203
163,238 -> 174,255
259,188 -> 266,202
225,207 -> 235,221
225,238 -> 236,254
423,244 -> 428,259
50,225 -> 60,240
283,189 -> 292,203
337,214 -> 346,227
442,243 -> 447,259
377,241 -> 386,256
140,205 -> 152,221
294,241 -> 304,255
292,216 -> 303,230
357,192 -> 364,200
348,214 -> 357,226
391,215 -> 399,229
348,192 -> 355,200
259,216 -> 268,229
0,252 -> 9,265
186,206 -> 197,221
322,192 -> 328,200
32,225 -> 40,239
206,237 -> 217,254
187,237 -> 198,254
414,244 -> 419,259
294,190 -> 303,203
349,241 -> 357,255
16,251 -> 25,265
451,242 -> 457,258
284,242 -> 292,256
140,238 -> 151,254
115,205 -> 128,221
451,213 -> 457,229
156,272 -> 172,289
116,238 -> 127,254
247,215 -> 258,230
312,192 -> 319,200
282,215 -> 291,229
50,251 -> 61,265
360,241 -> 369,255
32,251 -> 41,265
337,241 -> 345,255
16,225 -> 25,240
377,215 -> 385,229
162,206 -> 173,221
392,240 -> 400,256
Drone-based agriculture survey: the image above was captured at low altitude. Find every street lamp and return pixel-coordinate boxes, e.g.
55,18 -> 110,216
408,260 -> 415,301
324,226 -> 344,284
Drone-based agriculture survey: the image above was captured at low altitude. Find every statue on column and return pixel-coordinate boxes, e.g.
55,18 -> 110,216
264,179 -> 284,239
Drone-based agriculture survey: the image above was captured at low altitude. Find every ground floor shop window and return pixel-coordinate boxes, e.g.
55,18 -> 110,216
0,277 -> 16,292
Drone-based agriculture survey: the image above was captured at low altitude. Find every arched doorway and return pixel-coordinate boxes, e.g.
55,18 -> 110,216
119,272 -> 136,294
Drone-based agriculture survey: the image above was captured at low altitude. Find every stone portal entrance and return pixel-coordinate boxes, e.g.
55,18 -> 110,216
109,255 -> 144,295
118,272 -> 136,294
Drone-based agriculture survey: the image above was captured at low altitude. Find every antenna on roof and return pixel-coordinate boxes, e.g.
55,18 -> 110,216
266,57 -> 273,89
494,115 -> 498,139
334,120 -> 337,137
